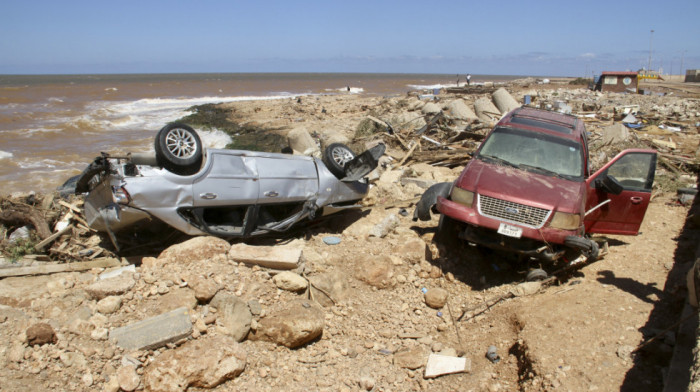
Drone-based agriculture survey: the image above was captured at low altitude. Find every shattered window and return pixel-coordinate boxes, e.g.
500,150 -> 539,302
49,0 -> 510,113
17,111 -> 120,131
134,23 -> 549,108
478,127 -> 583,180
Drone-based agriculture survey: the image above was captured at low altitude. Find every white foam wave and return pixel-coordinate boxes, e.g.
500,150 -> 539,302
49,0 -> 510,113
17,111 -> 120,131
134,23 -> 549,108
197,127 -> 233,149
0,150 -> 13,159
17,158 -> 64,169
48,97 -> 64,103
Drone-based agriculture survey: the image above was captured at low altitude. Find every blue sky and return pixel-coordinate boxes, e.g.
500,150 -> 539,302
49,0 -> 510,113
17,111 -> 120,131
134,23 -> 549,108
1,0 -> 698,76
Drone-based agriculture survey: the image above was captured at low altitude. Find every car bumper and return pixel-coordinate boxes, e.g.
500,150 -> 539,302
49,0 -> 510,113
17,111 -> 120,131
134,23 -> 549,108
437,196 -> 579,259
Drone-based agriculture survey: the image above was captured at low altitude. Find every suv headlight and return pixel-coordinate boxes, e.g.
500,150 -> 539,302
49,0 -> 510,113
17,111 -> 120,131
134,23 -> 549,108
451,187 -> 474,208
550,212 -> 581,230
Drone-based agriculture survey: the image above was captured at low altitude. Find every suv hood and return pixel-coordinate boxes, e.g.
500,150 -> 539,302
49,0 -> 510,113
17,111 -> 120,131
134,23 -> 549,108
456,159 -> 585,213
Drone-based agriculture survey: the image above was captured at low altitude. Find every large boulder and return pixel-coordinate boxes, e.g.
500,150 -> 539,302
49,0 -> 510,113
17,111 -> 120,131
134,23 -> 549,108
308,271 -> 349,307
210,292 -> 252,342
601,123 -> 630,146
249,299 -> 324,348
157,236 -> 230,265
144,335 -> 247,392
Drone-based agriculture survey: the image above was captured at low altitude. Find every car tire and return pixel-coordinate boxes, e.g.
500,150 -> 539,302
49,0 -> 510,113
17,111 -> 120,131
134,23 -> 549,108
323,143 -> 355,179
526,268 -> 548,282
564,235 -> 599,262
154,123 -> 203,175
433,214 -> 460,249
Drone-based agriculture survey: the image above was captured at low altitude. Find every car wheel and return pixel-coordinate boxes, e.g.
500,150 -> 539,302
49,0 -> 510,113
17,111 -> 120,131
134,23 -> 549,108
564,235 -> 599,262
323,143 -> 355,178
526,268 -> 548,281
433,214 -> 460,250
154,123 -> 203,175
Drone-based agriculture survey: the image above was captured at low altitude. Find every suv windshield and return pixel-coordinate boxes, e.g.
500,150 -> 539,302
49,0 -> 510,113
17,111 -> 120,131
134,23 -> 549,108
477,127 -> 583,180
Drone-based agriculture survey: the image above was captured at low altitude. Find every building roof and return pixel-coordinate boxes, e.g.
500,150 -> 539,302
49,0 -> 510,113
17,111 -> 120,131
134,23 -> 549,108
601,71 -> 638,76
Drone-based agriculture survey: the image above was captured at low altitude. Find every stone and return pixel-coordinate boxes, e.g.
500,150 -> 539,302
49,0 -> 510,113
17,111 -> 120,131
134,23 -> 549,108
117,365 -> 140,392
492,88 -> 520,114
421,102 -> 442,115
446,99 -> 478,121
355,254 -> 395,289
158,288 -> 198,311
424,353 -> 470,378
189,276 -> 220,302
144,336 -> 247,392
109,307 -> 193,351
510,281 -> 542,297
249,300 -> 324,348
393,238 -> 427,264
229,242 -> 302,269
210,292 -> 252,342
308,271 -> 349,307
26,323 -> 56,346
368,214 -> 400,238
601,123 -> 630,146
393,348 -> 426,369
85,276 -> 135,300
287,128 -> 320,156
474,97 -> 501,123
96,296 -> 122,314
157,236 -> 231,265
272,271 -> 308,292
103,376 -> 120,392
424,288 -> 449,309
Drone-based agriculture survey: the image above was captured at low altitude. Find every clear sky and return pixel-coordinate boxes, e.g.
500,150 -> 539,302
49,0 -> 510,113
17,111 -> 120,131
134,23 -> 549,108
1,0 -> 698,77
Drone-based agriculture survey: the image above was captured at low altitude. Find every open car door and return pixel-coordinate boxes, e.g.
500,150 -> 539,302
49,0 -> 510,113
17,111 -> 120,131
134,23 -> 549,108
584,149 -> 657,235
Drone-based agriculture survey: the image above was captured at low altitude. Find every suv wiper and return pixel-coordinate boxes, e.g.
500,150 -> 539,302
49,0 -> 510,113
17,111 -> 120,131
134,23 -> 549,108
479,154 -> 518,169
518,164 -> 567,179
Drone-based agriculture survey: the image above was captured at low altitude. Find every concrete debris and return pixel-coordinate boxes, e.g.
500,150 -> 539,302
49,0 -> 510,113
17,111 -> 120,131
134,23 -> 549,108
229,242 -> 303,269
424,353 -> 471,378
109,307 -> 193,350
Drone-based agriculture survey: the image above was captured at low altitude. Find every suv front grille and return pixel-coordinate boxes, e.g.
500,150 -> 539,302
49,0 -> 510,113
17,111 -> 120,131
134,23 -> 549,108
478,195 -> 551,228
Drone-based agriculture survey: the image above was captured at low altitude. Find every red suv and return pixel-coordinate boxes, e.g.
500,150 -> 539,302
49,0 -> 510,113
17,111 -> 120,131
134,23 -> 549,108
415,107 -> 657,263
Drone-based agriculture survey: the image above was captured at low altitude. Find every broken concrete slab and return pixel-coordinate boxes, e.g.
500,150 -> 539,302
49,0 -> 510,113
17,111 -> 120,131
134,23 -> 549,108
108,307 -> 192,351
492,87 -> 520,114
228,243 -> 302,269
85,274 -> 135,300
424,353 -> 471,378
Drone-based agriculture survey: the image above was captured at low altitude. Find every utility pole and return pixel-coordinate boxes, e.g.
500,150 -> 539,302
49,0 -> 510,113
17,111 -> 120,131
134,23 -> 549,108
648,29 -> 654,72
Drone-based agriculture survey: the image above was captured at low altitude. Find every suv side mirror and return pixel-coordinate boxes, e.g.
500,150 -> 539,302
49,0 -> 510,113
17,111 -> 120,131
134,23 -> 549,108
596,174 -> 624,195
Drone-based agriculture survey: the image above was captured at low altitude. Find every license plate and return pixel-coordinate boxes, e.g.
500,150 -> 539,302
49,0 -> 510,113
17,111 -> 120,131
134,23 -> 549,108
497,223 -> 522,238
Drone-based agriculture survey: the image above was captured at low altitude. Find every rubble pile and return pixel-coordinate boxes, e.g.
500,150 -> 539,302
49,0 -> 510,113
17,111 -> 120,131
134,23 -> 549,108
0,81 -> 698,391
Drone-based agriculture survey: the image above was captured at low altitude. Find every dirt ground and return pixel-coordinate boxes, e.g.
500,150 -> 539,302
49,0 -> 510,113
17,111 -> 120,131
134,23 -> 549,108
0,79 -> 699,391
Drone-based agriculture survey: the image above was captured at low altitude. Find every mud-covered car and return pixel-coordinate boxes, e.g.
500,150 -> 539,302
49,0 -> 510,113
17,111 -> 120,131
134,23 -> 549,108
73,123 -> 384,248
415,107 -> 657,265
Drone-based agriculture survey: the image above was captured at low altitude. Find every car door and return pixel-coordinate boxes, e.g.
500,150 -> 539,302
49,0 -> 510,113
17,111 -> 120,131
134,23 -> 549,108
584,149 -> 657,235
191,151 -> 259,235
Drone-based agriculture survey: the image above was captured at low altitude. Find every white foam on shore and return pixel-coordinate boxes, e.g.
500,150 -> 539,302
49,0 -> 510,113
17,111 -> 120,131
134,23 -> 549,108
325,87 -> 364,94
197,127 -> 233,149
0,151 -> 13,159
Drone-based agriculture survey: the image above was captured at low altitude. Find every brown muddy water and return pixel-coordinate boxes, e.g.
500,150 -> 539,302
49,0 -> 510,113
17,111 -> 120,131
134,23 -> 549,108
0,73 -> 520,194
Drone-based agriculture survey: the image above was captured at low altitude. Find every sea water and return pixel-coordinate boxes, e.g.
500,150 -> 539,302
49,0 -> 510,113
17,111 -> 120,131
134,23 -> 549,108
0,73 -> 519,193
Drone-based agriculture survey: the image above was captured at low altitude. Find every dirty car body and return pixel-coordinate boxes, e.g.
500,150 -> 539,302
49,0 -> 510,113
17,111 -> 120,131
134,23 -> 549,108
416,107 -> 657,262
77,123 -> 384,244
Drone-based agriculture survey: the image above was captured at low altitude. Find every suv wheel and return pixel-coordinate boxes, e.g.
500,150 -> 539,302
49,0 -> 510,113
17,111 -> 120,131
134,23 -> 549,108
155,123 -> 203,175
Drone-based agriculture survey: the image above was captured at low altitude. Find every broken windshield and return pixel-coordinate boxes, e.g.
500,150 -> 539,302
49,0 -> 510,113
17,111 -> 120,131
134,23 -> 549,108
477,127 -> 583,180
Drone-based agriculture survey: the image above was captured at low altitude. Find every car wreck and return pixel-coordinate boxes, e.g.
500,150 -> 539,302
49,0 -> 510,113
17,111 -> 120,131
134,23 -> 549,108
73,123 -> 384,249
415,107 -> 657,267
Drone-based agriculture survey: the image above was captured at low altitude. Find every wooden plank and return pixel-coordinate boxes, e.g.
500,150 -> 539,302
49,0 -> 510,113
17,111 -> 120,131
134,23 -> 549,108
0,257 -> 121,278
34,224 -> 73,251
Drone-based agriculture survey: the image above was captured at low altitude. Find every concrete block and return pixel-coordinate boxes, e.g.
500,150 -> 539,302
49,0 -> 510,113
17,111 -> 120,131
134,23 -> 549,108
228,243 -> 301,269
424,354 -> 470,378
109,307 -> 192,350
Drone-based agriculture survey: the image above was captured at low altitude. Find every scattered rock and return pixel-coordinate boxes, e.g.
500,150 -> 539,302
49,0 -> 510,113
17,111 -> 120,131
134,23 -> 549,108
144,335 -> 247,392
249,300 -> 324,348
26,323 -> 56,346
117,365 -> 140,392
109,307 -> 193,351
355,254 -> 395,289
272,271 -> 308,292
229,242 -> 302,269
368,214 -> 400,238
157,236 -> 231,265
394,348 -> 426,369
85,275 -> 135,300
308,271 -> 349,307
210,292 -> 252,342
96,296 -> 122,314
188,276 -> 220,302
424,288 -> 449,309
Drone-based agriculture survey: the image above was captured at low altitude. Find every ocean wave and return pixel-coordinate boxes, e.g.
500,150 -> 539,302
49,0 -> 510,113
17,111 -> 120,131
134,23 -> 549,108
47,97 -> 64,103
197,127 -> 233,149
0,150 -> 13,159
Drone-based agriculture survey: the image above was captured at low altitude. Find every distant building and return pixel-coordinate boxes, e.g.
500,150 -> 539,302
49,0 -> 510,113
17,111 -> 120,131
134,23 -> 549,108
685,69 -> 700,83
593,71 -> 639,93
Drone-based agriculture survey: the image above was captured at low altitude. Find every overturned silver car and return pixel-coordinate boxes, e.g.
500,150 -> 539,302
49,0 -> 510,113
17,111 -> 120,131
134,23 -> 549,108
73,123 -> 384,246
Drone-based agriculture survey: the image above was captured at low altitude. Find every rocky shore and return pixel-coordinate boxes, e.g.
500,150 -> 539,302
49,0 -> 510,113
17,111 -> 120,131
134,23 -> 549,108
1,78 -> 699,391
